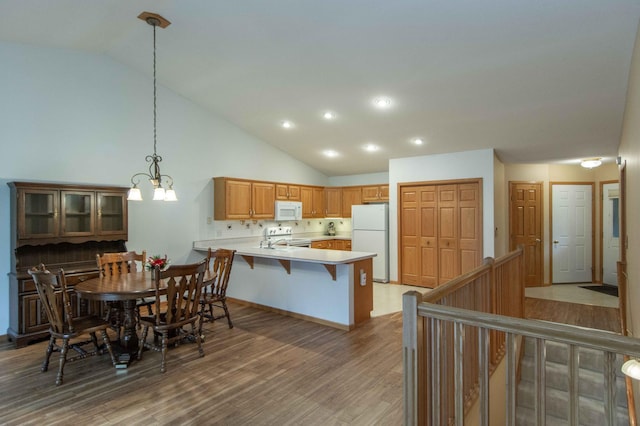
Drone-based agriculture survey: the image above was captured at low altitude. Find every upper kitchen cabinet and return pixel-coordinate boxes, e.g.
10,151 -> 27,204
341,186 -> 362,217
362,184 -> 389,203
300,186 -> 325,218
9,182 -> 128,246
214,177 -> 275,220
275,184 -> 301,201
324,187 -> 342,217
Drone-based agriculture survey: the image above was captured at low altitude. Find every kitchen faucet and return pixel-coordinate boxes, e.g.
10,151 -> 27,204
260,238 -> 289,249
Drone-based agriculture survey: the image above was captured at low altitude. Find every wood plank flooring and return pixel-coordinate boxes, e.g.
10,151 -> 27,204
0,297 -> 621,425
0,303 -> 404,425
524,297 -> 621,333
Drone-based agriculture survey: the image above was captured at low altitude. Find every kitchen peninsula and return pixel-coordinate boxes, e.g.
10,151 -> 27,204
193,240 -> 375,330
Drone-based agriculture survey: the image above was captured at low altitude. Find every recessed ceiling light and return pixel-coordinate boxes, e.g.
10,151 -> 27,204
412,138 -> 424,145
281,120 -> 294,129
364,144 -> 379,152
372,96 -> 392,109
323,150 -> 339,158
323,111 -> 336,120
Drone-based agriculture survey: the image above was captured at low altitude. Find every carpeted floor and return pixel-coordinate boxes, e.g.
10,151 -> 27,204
579,284 -> 619,297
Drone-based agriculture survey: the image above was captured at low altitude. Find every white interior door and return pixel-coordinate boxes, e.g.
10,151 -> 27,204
602,183 -> 620,286
552,184 -> 593,283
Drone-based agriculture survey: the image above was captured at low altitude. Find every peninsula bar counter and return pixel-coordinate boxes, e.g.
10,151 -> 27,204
193,241 -> 376,330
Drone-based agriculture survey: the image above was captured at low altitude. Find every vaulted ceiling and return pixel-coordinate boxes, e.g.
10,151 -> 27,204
2,1 -> 639,176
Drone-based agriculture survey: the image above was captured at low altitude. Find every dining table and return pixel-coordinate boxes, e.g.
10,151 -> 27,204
74,271 -> 164,363
74,268 -> 216,365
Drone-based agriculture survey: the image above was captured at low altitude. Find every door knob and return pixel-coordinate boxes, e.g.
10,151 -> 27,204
535,239 -> 541,243
553,240 -> 559,244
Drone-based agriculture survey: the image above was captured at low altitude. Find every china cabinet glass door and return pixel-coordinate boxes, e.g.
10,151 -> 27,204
61,191 -> 94,236
96,191 -> 127,235
20,189 -> 59,239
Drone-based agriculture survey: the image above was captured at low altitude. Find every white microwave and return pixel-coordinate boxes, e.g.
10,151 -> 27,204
275,200 -> 302,221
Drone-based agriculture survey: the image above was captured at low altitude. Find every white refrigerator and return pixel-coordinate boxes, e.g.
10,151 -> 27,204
352,204 -> 389,282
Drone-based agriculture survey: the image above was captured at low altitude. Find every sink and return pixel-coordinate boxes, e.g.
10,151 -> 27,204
256,245 -> 300,251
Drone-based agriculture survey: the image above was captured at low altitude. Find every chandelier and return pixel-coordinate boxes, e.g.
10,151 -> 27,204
127,12 -> 177,202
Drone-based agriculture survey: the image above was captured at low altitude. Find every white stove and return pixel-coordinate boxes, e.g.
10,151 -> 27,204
264,226 -> 311,247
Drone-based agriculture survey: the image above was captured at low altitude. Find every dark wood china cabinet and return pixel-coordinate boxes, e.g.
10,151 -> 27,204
7,182 -> 129,348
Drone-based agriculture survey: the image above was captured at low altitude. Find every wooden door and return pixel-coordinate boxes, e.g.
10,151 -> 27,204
419,186 -> 438,287
438,185 -> 459,283
509,182 -> 543,286
400,186 -> 419,285
458,183 -> 482,275
399,180 -> 482,288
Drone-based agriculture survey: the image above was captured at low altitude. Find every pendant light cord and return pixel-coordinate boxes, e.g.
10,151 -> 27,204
153,21 -> 157,158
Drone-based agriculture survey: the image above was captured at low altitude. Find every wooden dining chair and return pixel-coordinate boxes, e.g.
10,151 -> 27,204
200,248 -> 236,334
96,250 -> 150,335
137,260 -> 207,373
28,264 -> 117,386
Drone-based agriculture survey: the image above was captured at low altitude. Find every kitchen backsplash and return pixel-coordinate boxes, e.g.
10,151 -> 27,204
213,218 -> 352,240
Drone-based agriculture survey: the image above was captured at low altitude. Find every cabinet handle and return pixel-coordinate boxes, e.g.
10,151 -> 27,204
97,209 -> 102,217
54,210 -> 58,218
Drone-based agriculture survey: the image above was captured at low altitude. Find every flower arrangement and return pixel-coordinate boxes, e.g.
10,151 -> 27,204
146,255 -> 170,271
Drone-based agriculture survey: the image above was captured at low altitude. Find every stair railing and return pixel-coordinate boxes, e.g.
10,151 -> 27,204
403,292 -> 640,425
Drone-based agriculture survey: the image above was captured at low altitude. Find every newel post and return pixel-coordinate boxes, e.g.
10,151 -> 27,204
403,291 -> 424,426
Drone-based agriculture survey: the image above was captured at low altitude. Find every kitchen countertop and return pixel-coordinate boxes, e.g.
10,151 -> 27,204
193,235 -> 374,266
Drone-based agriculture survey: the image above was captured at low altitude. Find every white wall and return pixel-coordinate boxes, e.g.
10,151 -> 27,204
389,149 -> 496,283
0,42 -> 328,335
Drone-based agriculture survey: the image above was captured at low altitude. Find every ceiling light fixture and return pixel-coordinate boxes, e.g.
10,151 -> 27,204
281,120 -> 294,129
580,158 -> 602,169
412,138 -> 424,145
128,12 -> 176,202
373,96 -> 392,109
323,111 -> 336,120
323,150 -> 339,158
364,144 -> 379,152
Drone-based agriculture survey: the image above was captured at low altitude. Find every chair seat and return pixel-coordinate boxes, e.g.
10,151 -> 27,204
54,316 -> 112,337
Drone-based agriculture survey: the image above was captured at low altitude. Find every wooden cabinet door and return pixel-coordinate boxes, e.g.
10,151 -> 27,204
224,180 -> 253,219
341,186 -> 362,217
362,186 -> 381,202
251,182 -> 275,219
344,240 -> 352,251
362,185 -> 389,202
324,187 -> 342,217
312,187 -> 325,217
276,184 -> 301,201
379,185 -> 389,201
60,191 -> 95,237
96,191 -> 128,236
311,240 -> 328,249
300,186 -> 313,218
18,188 -> 59,240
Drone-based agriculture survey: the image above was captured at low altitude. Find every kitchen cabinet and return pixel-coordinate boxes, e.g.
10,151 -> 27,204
213,177 -> 275,220
301,186 -> 325,218
362,184 -> 389,202
341,186 -> 362,217
7,181 -> 128,348
324,187 -> 342,217
275,184 -> 301,201
311,239 -> 352,251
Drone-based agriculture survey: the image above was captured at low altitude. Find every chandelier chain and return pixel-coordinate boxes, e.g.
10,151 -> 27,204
153,21 -> 157,158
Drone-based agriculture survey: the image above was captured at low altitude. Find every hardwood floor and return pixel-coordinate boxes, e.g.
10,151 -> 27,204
525,297 -> 621,333
0,302 -> 404,425
0,294 -> 621,425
